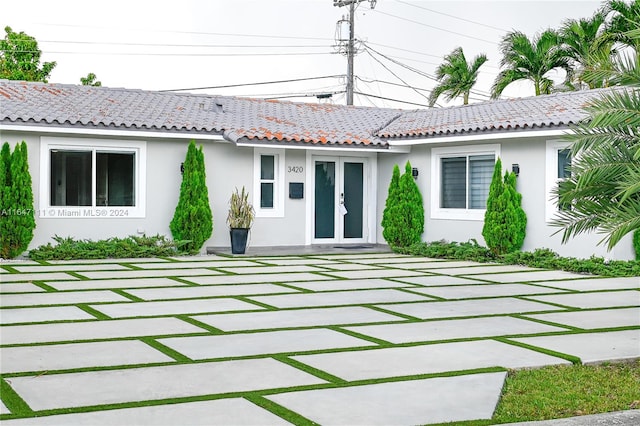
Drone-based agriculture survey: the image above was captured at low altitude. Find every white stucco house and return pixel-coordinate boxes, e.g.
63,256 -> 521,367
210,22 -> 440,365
0,80 -> 635,260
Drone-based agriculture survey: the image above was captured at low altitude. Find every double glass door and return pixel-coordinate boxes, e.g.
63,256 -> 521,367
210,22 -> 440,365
313,157 -> 366,243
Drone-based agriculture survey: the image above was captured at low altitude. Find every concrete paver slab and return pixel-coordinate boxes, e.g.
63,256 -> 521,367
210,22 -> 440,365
511,329 -> 640,363
524,307 -> 640,329
0,317 -> 206,345
318,263 -> 387,271
9,358 -> 326,411
130,260 -> 262,269
409,283 -> 568,300
0,290 -> 132,307
184,272 -> 332,285
418,261 -> 494,269
159,328 -> 376,359
217,265 -> 326,274
532,277 -> 640,291
374,261 -> 453,269
268,372 -> 506,426
0,283 -> 45,293
0,340 -> 173,373
46,258 -> 170,264
321,269 -> 425,279
249,289 -> 433,308
78,268 -> 224,280
125,283 -> 299,301
0,306 -> 96,324
465,270 -> 588,283
350,256 -> 438,264
291,339 -> 570,381
46,277 -> 187,291
0,398 -> 291,425
392,275 -> 487,286
0,400 -> 9,415
287,278 -> 414,291
251,258 -> 336,266
0,272 -> 79,283
425,265 -> 541,276
10,264 -> 131,273
379,297 -> 564,320
345,316 -> 568,344
311,253 -> 411,260
89,297 -> 264,318
191,306 -> 405,332
527,290 -> 640,309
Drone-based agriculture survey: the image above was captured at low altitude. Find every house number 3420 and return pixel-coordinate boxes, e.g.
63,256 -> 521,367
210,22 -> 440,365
288,166 -> 304,173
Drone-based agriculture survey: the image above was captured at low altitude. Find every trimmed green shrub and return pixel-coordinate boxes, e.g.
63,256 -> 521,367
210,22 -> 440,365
634,229 -> 640,260
482,158 -> 527,255
170,140 -> 213,254
382,162 -> 424,248
0,141 -> 36,259
381,164 -> 401,246
29,234 -> 185,260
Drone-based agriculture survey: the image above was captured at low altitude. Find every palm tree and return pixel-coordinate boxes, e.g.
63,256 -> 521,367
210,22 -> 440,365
552,29 -> 640,249
560,12 -> 613,89
492,29 -> 573,98
429,47 -> 488,106
602,0 -> 640,51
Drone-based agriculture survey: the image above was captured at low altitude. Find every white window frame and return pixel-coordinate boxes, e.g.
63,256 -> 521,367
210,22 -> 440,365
430,144 -> 500,221
40,137 -> 146,218
545,139 -> 573,222
253,148 -> 285,217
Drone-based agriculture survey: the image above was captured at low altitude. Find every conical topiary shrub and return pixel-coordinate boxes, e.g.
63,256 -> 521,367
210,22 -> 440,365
382,161 -> 424,248
482,157 -> 527,255
170,140 -> 213,254
0,141 -> 36,259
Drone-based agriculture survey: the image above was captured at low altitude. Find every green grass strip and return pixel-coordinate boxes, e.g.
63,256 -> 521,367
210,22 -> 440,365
0,377 -> 33,416
244,395 -> 318,425
495,337 -> 582,364
273,355 -> 347,384
76,304 -> 111,320
139,337 -> 192,362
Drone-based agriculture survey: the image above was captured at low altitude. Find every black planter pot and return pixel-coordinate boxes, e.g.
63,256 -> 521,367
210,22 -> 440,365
230,228 -> 250,254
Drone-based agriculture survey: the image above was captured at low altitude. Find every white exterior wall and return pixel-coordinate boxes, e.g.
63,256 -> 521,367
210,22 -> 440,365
377,136 -> 635,261
1,131 -> 311,253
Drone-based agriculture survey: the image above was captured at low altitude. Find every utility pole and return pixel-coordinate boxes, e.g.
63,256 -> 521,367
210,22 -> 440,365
333,0 -> 376,105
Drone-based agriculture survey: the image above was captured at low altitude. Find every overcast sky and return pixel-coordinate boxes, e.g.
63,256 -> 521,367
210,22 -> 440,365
4,0 -> 603,109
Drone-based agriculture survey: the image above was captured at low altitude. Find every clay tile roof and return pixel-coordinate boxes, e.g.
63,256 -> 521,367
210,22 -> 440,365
376,87 -> 629,139
0,80 -> 401,148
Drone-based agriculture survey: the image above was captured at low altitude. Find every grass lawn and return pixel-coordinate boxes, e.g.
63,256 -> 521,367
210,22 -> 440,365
433,361 -> 640,425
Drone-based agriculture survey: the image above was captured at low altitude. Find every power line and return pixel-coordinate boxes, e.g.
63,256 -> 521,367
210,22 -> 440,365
393,0 -> 510,33
353,91 -> 430,108
39,40 -> 332,49
370,9 -> 498,45
160,75 -> 345,92
39,50 -> 334,57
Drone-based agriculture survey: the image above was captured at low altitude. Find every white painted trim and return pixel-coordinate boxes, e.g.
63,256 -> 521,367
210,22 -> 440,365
389,129 -> 569,146
430,144 -> 500,221
39,137 -> 147,219
253,148 -> 285,218
1,124 -> 226,141
545,139 -> 573,222
236,141 -> 409,153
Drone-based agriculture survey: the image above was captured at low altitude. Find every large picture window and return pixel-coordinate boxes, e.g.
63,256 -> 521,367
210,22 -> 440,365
41,138 -> 146,218
431,144 -> 499,220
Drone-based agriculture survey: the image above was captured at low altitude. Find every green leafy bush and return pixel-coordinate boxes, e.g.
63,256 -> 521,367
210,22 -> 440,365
482,158 -> 527,255
396,241 -> 640,277
634,229 -> 640,260
170,140 -> 213,254
381,162 -> 424,247
0,141 -> 36,259
29,234 -> 185,260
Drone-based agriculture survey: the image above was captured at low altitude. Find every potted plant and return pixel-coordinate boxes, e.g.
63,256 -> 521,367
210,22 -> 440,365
227,186 -> 255,254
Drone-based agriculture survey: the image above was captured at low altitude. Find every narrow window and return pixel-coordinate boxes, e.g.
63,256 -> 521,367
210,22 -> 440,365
557,148 -> 572,179
468,154 -> 495,209
441,157 -> 466,208
260,154 -> 275,208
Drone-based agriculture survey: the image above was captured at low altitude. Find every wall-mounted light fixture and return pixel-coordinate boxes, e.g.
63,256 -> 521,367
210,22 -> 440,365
180,163 -> 184,175
412,167 -> 419,180
512,164 -> 520,177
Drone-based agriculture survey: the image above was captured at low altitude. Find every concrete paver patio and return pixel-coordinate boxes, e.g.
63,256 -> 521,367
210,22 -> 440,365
1,252 -> 638,425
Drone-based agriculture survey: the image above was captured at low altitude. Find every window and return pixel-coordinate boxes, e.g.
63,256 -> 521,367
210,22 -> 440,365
431,144 -> 499,220
253,148 -> 285,217
41,138 -> 146,218
545,140 -> 573,222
